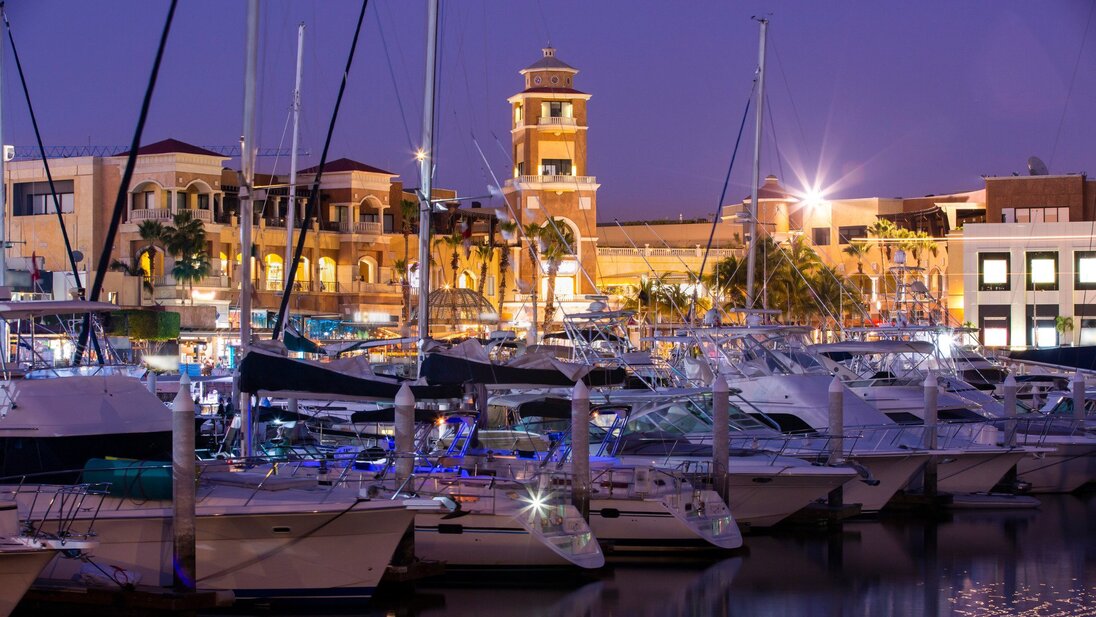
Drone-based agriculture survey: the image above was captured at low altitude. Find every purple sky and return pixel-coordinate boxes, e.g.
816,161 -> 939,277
4,1 -> 1095,221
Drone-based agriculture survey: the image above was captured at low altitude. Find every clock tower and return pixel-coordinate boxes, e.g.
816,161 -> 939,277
503,46 -> 600,313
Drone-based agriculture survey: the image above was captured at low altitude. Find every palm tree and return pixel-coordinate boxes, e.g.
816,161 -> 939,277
474,240 -> 495,299
538,219 -> 575,331
843,242 -> 869,274
137,220 -> 166,280
706,255 -> 748,308
163,210 -> 210,304
109,259 -> 154,295
768,235 -> 823,323
623,273 -> 668,323
868,219 -> 897,307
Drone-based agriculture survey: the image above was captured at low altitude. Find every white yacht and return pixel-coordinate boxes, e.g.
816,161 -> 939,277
8,467 -> 419,601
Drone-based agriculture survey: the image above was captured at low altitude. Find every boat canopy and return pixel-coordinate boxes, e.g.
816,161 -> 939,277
0,300 -> 119,320
808,340 -> 935,355
238,350 -> 462,401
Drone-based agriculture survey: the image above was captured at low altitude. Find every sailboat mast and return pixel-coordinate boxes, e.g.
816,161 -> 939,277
745,17 -> 767,310
284,22 -> 304,323
0,3 -> 6,294
416,0 -> 439,351
240,0 -> 259,353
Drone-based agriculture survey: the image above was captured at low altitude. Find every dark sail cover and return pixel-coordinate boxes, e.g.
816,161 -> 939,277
1008,346 -> 1096,372
239,351 -> 462,400
420,353 -> 625,387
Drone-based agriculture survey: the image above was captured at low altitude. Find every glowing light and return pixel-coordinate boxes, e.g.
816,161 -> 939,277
191,290 -> 216,302
415,149 -> 427,162
518,487 -> 552,521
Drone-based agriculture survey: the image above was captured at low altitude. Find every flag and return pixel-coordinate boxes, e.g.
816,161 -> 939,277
461,218 -> 472,259
30,252 -> 41,285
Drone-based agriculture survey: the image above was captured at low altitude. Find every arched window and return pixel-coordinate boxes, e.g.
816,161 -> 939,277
137,248 -> 163,278
219,252 -> 228,276
265,254 -> 284,290
297,257 -> 311,284
458,270 -> 476,290
358,256 -> 377,283
319,257 -> 336,291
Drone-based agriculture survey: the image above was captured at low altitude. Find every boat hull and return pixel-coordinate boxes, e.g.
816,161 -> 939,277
0,546 -> 54,617
1014,436 -> 1096,492
37,502 -> 413,600
841,452 -> 928,512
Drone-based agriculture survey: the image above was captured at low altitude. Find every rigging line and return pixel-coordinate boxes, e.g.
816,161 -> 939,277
2,7 -> 85,293
484,131 -> 599,295
3,4 -> 109,364
430,0 -> 447,187
471,133 -> 582,326
642,222 -> 703,283
272,0 -> 371,341
765,94 -> 785,186
1049,0 -> 1095,169
767,32 -> 809,159
695,87 -> 754,316
612,220 -> 690,325
372,4 -> 414,151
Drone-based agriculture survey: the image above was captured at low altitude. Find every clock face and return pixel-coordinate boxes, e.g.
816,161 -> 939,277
534,76 -> 542,85
550,75 -> 559,84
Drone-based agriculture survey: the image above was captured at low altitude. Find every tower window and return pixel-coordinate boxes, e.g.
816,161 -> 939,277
541,101 -> 573,118
540,159 -> 572,176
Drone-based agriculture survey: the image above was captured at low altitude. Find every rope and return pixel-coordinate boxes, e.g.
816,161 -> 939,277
74,0 -> 178,365
273,0 -> 370,340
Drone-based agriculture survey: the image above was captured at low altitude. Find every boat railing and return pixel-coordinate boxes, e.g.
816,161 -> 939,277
4,482 -> 110,547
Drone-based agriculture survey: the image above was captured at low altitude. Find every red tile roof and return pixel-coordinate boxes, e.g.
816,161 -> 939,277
117,138 -> 224,158
522,87 -> 588,95
298,157 -> 395,175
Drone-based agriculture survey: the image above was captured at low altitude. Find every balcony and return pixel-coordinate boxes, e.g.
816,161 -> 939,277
596,247 -> 740,259
339,220 -> 384,236
505,175 -> 599,192
128,207 -> 214,224
537,116 -> 579,132
129,208 -> 174,223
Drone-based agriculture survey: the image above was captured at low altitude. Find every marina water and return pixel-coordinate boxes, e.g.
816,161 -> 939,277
220,491 -> 1096,617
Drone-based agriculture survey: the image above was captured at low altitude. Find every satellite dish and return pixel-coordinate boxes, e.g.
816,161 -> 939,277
1027,156 -> 1049,176
72,250 -> 85,263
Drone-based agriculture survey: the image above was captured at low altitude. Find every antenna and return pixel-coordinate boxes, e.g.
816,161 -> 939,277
1027,156 -> 1049,176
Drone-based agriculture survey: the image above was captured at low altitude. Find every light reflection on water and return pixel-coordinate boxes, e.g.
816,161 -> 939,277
298,492 -> 1096,617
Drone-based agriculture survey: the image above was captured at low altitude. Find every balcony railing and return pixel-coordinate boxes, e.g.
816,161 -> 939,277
506,174 -> 597,188
596,247 -> 740,259
129,208 -> 174,222
339,220 -> 383,235
538,117 -> 578,128
128,207 -> 213,224
151,273 -> 229,288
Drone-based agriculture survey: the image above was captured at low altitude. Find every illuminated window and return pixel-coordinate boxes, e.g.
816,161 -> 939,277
1080,318 -> 1096,346
1026,251 -> 1058,291
1001,208 -> 1014,223
458,271 -> 475,289
978,253 -> 1010,291
983,326 -> 1008,347
319,257 -> 336,290
513,103 -> 523,126
980,312 -> 1010,347
1028,313 -> 1058,348
540,159 -> 572,175
265,254 -> 284,290
1075,251 -> 1096,290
